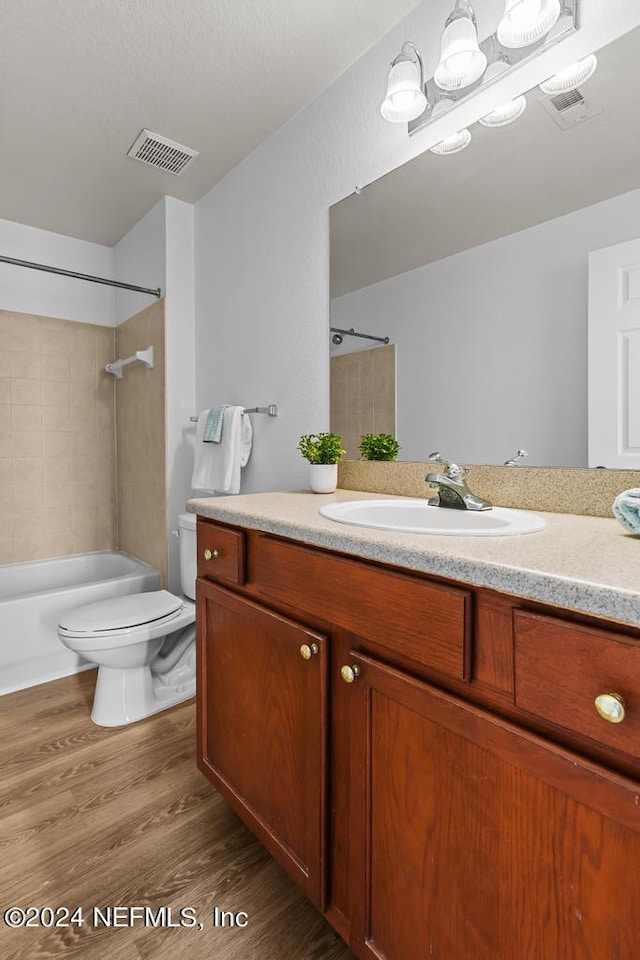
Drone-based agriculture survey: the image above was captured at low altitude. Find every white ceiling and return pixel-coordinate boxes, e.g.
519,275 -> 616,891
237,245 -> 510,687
0,0 -> 421,245
330,27 -> 640,297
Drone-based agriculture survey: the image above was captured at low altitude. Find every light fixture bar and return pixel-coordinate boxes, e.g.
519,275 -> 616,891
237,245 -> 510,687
408,0 -> 577,135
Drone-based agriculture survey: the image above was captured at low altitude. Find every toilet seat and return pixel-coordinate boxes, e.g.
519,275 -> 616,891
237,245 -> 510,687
58,590 -> 193,649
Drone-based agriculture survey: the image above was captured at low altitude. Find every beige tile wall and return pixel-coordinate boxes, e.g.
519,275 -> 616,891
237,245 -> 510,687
0,309 -> 116,564
331,344 -> 396,459
115,300 -> 167,585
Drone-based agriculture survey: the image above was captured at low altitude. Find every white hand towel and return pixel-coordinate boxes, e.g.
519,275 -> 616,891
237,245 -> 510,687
191,407 -> 252,495
240,413 -> 252,467
220,407 -> 252,494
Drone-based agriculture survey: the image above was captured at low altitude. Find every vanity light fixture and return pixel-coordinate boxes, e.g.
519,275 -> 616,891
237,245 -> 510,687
381,0 -> 577,135
539,53 -> 598,94
430,128 -> 472,155
434,1 -> 487,92
497,0 -> 561,49
380,41 -> 428,123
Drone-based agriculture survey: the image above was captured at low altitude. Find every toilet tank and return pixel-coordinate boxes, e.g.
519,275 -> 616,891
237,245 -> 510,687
177,513 -> 197,600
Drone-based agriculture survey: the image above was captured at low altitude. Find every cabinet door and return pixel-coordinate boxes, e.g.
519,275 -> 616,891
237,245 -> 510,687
197,580 -> 328,907
346,651 -> 640,960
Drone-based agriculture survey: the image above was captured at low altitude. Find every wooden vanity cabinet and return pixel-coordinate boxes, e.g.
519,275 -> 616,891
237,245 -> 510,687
197,579 -> 328,908
348,652 -> 640,960
196,517 -> 640,960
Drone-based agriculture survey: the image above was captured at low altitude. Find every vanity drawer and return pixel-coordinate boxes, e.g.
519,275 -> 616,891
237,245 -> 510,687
514,610 -> 640,761
251,535 -> 471,681
197,519 -> 246,586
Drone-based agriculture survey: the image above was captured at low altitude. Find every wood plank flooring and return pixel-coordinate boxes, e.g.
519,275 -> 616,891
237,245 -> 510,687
0,671 -> 354,960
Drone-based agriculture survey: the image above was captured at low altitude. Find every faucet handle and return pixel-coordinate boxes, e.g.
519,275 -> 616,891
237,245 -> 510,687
503,449 -> 528,466
427,451 -> 465,480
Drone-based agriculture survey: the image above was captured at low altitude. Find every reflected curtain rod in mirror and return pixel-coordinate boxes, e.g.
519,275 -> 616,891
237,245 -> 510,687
330,327 -> 390,346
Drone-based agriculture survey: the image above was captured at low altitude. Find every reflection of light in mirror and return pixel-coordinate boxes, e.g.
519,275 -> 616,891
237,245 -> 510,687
497,0 -> 561,49
479,95 -> 527,126
430,128 -> 471,155
539,54 -> 598,94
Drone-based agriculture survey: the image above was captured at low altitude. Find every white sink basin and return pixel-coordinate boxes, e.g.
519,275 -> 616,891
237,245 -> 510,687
320,499 -> 546,537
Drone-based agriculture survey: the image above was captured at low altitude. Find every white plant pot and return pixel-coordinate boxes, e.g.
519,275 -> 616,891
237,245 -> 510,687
309,463 -> 338,494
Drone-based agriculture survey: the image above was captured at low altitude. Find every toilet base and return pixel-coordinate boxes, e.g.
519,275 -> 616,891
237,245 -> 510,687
91,654 -> 195,727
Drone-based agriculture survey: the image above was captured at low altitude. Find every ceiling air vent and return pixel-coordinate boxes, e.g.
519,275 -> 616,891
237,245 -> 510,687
127,129 -> 198,176
539,88 -> 603,131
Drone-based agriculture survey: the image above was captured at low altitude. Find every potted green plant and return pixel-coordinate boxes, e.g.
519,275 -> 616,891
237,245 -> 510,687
358,433 -> 401,461
297,433 -> 345,493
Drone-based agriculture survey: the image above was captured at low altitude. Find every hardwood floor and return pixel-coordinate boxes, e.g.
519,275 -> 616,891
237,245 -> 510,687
0,671 -> 354,960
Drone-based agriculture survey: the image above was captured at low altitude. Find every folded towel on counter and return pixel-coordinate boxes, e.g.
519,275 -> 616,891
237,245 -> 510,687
612,488 -> 640,534
191,406 -> 252,495
203,405 -> 228,442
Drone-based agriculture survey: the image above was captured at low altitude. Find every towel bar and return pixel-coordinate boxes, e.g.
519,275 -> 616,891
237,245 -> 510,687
189,405 -> 277,422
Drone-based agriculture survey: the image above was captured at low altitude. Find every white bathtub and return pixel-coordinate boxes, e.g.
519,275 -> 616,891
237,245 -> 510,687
0,551 -> 161,696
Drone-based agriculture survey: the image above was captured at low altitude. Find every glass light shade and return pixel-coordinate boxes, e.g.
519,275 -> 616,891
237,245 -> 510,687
381,59 -> 427,122
539,54 -> 598,94
434,16 -> 487,91
430,128 -> 472,155
479,95 -> 527,126
497,0 -> 561,49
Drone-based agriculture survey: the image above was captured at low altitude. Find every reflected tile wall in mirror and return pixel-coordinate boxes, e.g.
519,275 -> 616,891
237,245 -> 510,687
330,344 -> 396,459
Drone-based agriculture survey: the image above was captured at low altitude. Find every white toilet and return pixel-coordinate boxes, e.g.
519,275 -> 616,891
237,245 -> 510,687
58,513 -> 197,727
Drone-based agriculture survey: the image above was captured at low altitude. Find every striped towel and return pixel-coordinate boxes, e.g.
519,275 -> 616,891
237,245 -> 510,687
203,405 -> 229,443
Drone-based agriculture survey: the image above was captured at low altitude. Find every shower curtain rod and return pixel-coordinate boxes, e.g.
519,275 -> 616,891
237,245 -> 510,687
330,326 -> 389,345
0,254 -> 162,298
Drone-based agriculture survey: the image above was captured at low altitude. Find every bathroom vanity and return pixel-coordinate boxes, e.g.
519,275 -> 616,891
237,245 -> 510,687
191,490 -> 640,960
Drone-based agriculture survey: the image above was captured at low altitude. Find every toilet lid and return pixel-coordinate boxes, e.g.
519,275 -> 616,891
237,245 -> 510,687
59,590 -> 184,634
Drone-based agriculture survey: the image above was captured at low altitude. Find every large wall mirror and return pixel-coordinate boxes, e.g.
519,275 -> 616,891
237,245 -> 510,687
330,27 -> 640,468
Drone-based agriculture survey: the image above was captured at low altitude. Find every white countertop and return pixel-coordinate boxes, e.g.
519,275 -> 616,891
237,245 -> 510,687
187,489 -> 640,628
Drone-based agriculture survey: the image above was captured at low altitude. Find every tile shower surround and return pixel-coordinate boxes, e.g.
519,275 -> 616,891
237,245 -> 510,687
115,301 -> 167,585
0,303 -> 167,579
0,310 -> 116,564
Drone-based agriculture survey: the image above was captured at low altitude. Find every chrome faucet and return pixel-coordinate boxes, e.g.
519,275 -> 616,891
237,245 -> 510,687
425,452 -> 492,511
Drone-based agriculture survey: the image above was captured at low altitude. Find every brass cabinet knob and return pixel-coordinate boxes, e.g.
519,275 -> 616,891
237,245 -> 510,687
203,548 -> 219,561
300,643 -> 319,660
340,664 -> 360,684
594,692 -> 626,724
